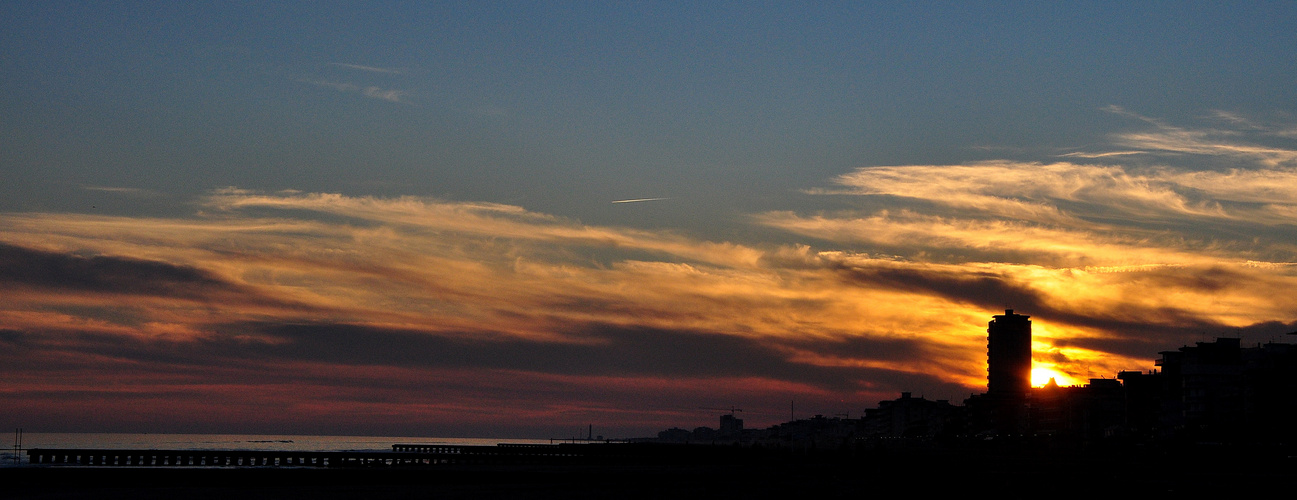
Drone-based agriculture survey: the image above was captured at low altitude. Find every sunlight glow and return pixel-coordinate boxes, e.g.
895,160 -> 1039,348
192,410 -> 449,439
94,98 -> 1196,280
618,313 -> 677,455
1032,367 -> 1079,388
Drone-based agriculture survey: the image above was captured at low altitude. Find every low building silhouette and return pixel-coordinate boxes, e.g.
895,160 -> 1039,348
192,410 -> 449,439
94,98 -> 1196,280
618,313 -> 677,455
894,313 -> 1296,447
862,392 -> 961,440
1030,377 -> 1126,445
762,414 -> 861,450
648,311 -> 1297,451
718,413 -> 743,438
1124,338 -> 1297,443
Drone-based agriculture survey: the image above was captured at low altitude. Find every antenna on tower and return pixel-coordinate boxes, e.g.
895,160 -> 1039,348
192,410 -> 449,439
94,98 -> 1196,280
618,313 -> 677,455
11,428 -> 21,466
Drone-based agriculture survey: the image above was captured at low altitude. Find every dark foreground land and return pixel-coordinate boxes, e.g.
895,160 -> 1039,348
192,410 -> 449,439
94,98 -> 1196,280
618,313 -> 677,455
6,446 -> 1297,499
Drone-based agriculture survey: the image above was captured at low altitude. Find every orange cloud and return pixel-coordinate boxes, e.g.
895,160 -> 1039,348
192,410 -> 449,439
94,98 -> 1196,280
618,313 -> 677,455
3,112 -> 1295,434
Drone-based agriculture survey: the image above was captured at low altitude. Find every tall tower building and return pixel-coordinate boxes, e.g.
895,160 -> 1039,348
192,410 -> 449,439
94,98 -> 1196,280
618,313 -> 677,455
987,309 -> 1032,396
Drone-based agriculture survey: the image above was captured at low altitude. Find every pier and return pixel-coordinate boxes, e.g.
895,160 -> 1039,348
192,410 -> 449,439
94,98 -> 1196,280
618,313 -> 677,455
26,442 -> 765,468
26,443 -> 617,467
29,448 -> 388,467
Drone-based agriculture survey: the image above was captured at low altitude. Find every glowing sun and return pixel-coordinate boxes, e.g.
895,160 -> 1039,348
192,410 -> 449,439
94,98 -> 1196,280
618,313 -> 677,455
1032,367 -> 1077,387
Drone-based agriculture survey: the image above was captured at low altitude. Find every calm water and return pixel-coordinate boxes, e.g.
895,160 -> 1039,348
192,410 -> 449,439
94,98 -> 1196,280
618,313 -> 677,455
1,433 -> 553,466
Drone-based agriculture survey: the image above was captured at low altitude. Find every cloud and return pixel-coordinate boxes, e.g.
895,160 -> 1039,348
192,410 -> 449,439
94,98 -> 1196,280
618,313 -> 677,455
301,79 -> 358,92
756,210 -> 1214,268
80,185 -> 158,197
0,242 -> 240,299
300,79 -> 408,103
1057,151 -> 1148,159
4,113 -> 1297,436
0,191 -> 1002,420
1103,105 -> 1297,168
773,110 -> 1297,382
197,321 -> 945,392
362,86 -> 406,103
791,111 -> 1297,257
328,62 -> 404,74
816,161 -> 1297,225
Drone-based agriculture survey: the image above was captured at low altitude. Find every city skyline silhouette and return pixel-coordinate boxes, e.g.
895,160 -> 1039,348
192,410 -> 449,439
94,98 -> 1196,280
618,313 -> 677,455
4,2 -> 1297,442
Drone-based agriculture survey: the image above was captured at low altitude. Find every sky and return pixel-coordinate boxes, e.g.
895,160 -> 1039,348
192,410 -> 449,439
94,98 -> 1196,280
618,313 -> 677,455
3,1 -> 1297,438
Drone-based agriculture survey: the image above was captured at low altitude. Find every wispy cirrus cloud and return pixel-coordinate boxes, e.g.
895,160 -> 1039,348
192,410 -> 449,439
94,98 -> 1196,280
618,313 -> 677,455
756,210 -> 1226,268
0,190 -> 1001,432
1057,150 -> 1148,159
80,185 -> 159,197
814,160 -> 1297,226
771,110 -> 1297,384
4,110 -> 1296,434
361,86 -> 406,102
1103,105 -> 1297,167
300,79 -> 408,103
328,62 -> 405,74
4,180 -> 1294,430
300,62 -> 411,103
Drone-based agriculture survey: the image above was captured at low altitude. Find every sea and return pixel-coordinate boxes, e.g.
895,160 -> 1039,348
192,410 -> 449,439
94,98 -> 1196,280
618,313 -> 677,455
0,433 -> 554,467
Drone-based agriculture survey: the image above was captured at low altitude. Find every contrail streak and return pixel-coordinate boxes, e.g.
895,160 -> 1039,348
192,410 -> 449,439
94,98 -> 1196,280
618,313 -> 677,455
611,198 -> 669,204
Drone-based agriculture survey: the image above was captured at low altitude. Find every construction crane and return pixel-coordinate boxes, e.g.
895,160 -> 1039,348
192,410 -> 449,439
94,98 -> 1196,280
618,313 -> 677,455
701,406 -> 744,416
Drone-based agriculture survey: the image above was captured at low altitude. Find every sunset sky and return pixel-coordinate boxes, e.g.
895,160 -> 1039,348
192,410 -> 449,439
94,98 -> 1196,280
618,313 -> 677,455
4,2 -> 1297,438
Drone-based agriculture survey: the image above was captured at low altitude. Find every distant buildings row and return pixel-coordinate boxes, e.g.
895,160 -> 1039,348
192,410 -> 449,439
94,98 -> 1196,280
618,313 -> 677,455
653,310 -> 1297,449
